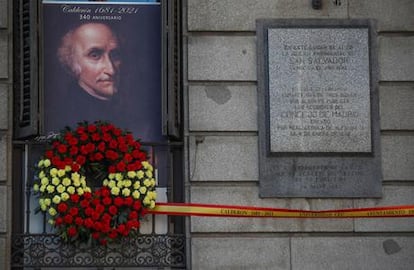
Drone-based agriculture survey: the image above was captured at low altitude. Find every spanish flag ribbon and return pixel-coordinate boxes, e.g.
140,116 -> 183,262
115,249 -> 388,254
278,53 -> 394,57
149,203 -> 414,218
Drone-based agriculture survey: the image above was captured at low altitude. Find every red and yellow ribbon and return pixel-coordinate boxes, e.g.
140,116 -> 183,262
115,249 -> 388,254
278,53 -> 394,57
149,203 -> 414,218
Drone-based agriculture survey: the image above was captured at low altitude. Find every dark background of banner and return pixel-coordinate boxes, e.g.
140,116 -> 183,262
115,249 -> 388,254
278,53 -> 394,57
42,3 -> 164,143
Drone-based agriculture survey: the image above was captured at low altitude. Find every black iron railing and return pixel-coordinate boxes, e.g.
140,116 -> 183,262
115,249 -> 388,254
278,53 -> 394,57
12,233 -> 186,268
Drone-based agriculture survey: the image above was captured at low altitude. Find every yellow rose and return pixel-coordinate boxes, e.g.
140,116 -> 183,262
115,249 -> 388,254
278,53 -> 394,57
77,187 -> 84,196
38,159 -> 44,168
136,171 -> 144,179
150,179 -> 156,187
44,159 -> 51,167
150,200 -> 156,209
48,219 -> 55,225
71,172 -> 80,181
147,191 -> 157,200
48,207 -> 57,216
132,190 -> 140,199
65,165 -> 71,172
56,185 -> 65,194
142,161 -> 149,169
52,177 -> 60,186
145,170 -> 153,178
108,173 -> 115,180
108,180 -> 116,188
52,195 -> 61,204
103,179 -> 109,186
116,181 -> 124,188
143,196 -> 150,205
39,198 -> 44,207
143,179 -> 151,187
122,188 -> 131,197
62,177 -> 71,187
61,192 -> 70,201
115,173 -> 123,181
39,171 -> 45,179
67,186 -> 75,195
41,177 -> 49,186
84,187 -> 92,193
57,169 -> 66,177
39,185 -> 46,193
111,187 -> 120,196
133,181 -> 140,190
44,198 -> 51,206
40,204 -> 47,211
33,184 -> 39,192
50,168 -> 58,177
139,186 -> 147,195
46,185 -> 55,193
127,171 -> 136,178
73,179 -> 80,187
124,180 -> 132,188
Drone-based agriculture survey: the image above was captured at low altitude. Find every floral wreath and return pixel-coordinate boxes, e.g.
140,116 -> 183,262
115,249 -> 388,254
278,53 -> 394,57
33,121 -> 156,245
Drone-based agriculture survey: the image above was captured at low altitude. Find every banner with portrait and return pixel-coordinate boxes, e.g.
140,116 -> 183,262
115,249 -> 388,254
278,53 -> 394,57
42,1 -> 164,143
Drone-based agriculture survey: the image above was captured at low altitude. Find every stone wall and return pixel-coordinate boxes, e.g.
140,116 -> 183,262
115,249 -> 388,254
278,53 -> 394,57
186,0 -> 414,269
0,0 -> 10,269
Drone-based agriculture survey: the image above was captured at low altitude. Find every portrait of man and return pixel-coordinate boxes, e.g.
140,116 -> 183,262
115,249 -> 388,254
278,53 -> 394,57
57,22 -> 121,101
43,2 -> 165,142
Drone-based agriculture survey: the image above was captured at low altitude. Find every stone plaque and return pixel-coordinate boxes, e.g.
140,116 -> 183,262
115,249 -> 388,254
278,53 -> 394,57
268,28 -> 371,153
257,19 -> 382,197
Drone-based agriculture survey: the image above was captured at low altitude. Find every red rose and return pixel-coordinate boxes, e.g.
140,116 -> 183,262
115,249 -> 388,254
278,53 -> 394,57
63,214 -> 73,224
109,140 -> 118,149
114,197 -> 124,207
112,128 -> 122,136
108,230 -> 118,239
128,210 -> 138,220
85,207 -> 94,217
95,204 -> 105,214
92,232 -> 100,240
57,202 -> 68,213
117,136 -> 126,144
80,199 -> 89,209
69,207 -> 79,217
69,137 -> 78,146
92,211 -> 101,221
76,126 -> 86,134
119,143 -> 128,153
67,226 -> 77,237
45,150 -> 54,159
102,197 -> 112,206
87,124 -> 97,133
71,163 -> 80,172
124,197 -> 133,206
117,224 -> 126,234
75,217 -> 84,226
57,144 -> 67,154
70,194 -> 80,203
108,166 -> 116,174
97,142 -> 106,152
69,146 -> 79,156
94,152 -> 104,161
101,187 -> 110,197
102,213 -> 112,223
131,150 -> 141,159
84,218 -> 94,228
108,205 -> 118,215
133,201 -> 142,211
83,192 -> 92,199
91,133 -> 101,142
55,217 -> 63,226
116,161 -> 126,171
85,143 -> 95,153
102,133 -> 112,142
126,220 -> 140,230
127,164 -> 137,171
75,155 -> 86,165
94,221 -> 103,232
80,133 -> 88,141
124,153 -> 133,163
